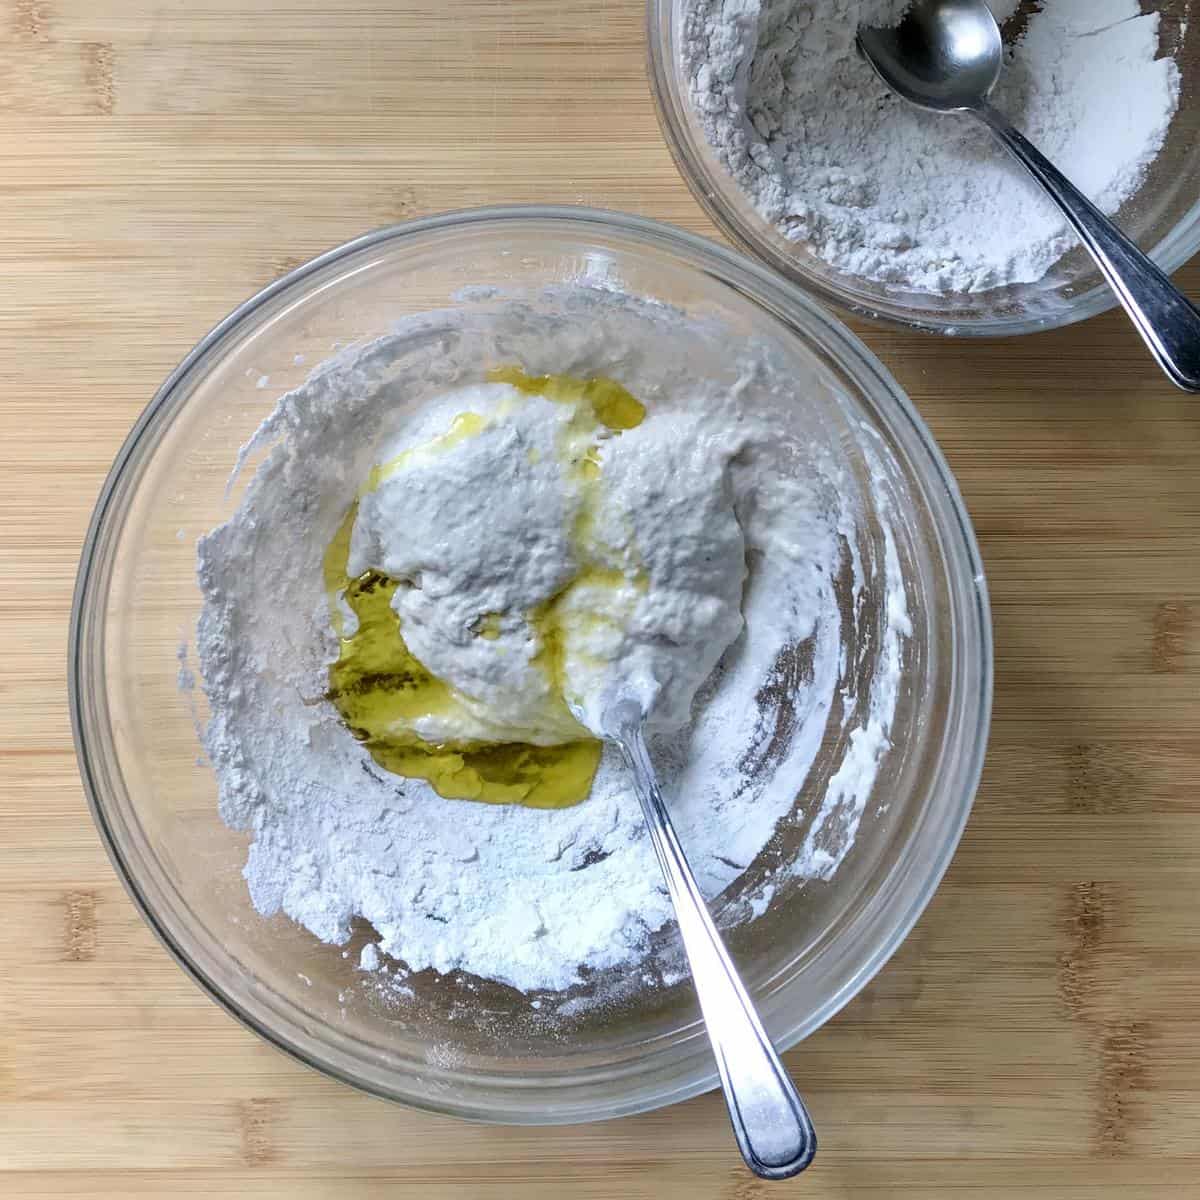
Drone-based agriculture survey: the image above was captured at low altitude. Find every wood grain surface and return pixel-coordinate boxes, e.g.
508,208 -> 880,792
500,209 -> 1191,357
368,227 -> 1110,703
2,1 -> 1200,1196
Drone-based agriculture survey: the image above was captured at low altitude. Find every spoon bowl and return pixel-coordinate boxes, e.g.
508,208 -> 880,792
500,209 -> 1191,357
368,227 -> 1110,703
857,0 -> 1001,111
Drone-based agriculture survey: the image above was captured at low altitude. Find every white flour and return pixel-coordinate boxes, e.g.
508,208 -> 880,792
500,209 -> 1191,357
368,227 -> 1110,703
685,0 -> 1181,294
196,286 -> 907,992
347,381 -> 750,743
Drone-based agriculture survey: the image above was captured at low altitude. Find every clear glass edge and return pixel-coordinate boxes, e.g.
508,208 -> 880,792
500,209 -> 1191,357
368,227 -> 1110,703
69,204 -> 994,1125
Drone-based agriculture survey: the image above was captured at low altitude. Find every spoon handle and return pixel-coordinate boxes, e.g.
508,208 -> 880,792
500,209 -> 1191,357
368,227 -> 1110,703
613,719 -> 817,1180
976,103 -> 1200,392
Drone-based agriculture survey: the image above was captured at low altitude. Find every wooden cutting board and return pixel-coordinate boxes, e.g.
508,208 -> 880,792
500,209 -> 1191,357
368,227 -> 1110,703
2,1 -> 1198,1196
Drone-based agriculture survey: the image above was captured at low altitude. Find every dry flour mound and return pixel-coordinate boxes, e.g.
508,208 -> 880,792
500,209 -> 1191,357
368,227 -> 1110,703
195,287 -> 907,993
685,0 -> 1181,294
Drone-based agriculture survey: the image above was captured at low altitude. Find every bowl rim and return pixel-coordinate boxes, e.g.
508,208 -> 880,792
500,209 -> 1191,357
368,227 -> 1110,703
645,0 -> 1200,337
69,204 -> 993,1124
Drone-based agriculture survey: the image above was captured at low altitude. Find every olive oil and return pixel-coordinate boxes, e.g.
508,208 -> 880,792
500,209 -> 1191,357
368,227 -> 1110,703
485,366 -> 646,431
323,508 -> 602,809
363,411 -> 488,495
321,368 -> 648,810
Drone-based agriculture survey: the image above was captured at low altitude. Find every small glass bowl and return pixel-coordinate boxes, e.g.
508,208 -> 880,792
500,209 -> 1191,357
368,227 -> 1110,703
71,207 -> 991,1123
648,0 -> 1200,335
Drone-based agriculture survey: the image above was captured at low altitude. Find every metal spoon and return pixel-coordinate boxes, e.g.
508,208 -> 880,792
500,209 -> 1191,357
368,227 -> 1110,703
858,0 -> 1200,392
604,698 -> 817,1180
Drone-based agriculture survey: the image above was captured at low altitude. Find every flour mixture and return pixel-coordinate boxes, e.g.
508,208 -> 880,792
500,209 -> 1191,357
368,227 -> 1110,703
196,286 -> 908,992
685,0 -> 1181,294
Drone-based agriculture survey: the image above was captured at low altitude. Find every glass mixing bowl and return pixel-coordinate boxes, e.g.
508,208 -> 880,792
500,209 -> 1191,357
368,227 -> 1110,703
648,0 -> 1200,334
70,207 -> 991,1123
